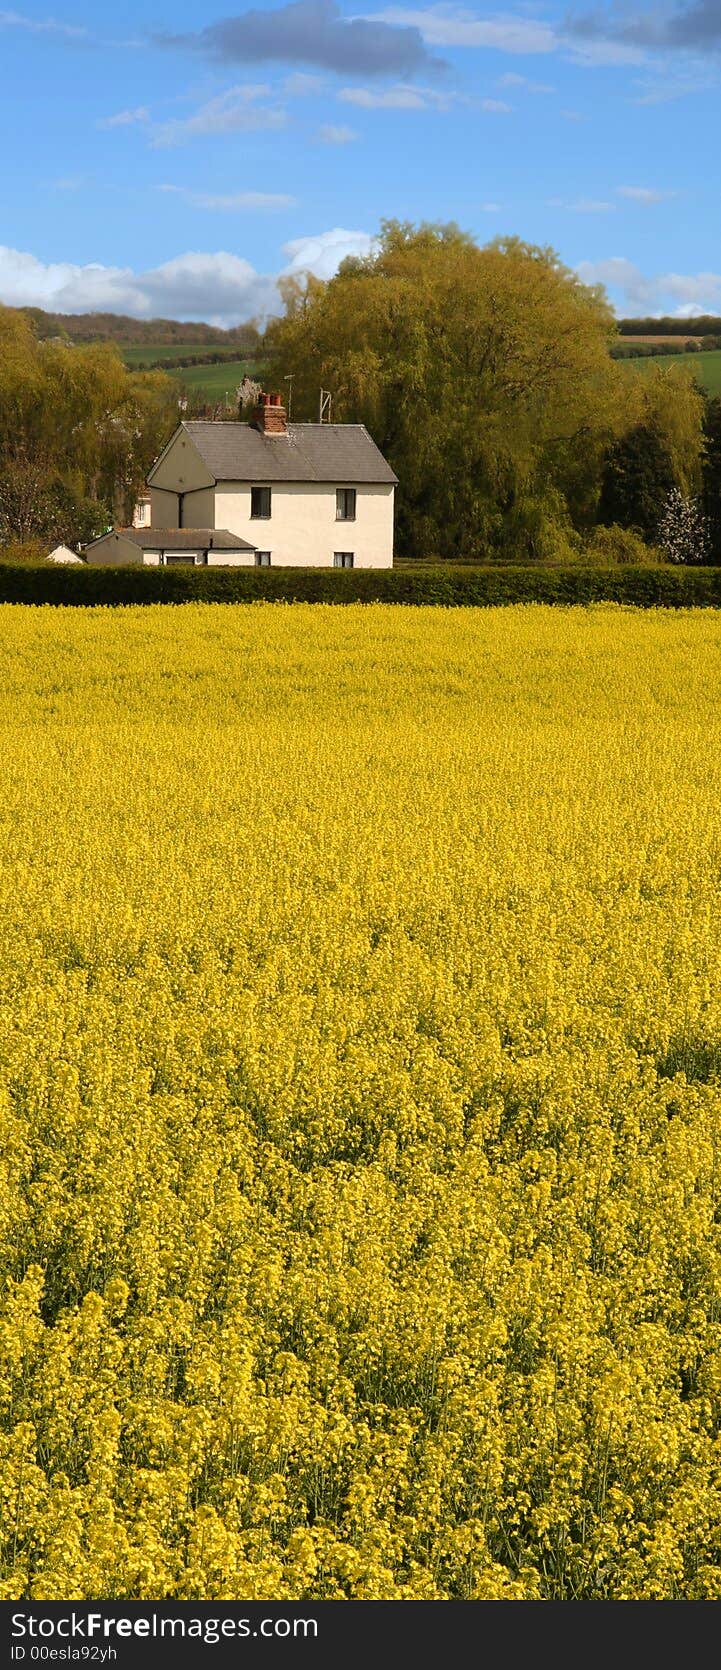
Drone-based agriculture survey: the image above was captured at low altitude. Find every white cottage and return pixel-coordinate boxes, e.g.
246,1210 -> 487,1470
143,393 -> 396,569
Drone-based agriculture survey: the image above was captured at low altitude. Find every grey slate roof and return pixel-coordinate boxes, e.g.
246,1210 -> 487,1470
88,527 -> 256,552
180,421 -> 398,486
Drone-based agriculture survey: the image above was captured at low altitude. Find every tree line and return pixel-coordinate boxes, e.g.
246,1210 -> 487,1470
618,315 -> 721,337
0,307 -> 179,551
20,307 -> 262,349
1,223 -> 720,563
264,221 -> 721,564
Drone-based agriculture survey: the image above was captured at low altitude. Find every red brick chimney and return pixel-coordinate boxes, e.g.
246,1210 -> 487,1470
251,391 -> 288,435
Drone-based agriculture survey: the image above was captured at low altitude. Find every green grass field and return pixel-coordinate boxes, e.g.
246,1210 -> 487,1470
623,348 -> 721,396
165,359 -> 258,399
121,343 -> 252,369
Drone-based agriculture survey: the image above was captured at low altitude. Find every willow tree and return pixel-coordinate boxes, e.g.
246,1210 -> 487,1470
0,306 -> 178,545
265,221 -> 623,558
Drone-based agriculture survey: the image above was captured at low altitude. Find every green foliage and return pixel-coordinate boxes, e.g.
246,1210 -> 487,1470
0,306 -> 178,546
583,524 -> 660,566
2,561 -> 721,609
265,220 -> 622,560
703,397 -> 721,561
599,424 -> 677,540
20,304 -> 261,350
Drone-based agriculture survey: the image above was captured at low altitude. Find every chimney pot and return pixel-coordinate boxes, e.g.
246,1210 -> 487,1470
251,390 -> 288,435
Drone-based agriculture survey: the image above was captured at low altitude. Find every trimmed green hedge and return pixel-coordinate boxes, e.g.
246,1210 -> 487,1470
2,563 -> 721,608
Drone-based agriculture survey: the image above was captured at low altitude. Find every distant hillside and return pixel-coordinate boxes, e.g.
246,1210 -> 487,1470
19,305 -> 259,349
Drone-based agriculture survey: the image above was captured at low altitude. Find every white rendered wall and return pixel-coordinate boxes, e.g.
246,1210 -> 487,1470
213,481 -> 394,568
206,551 -> 254,566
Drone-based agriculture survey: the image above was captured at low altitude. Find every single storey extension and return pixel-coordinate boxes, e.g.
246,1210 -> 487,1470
47,543 -> 84,565
145,393 -> 397,569
85,527 -> 256,567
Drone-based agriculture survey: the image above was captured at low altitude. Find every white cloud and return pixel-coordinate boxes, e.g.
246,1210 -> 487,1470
576,255 -> 721,314
480,201 -> 501,212
362,6 -> 556,53
497,71 -> 554,91
0,244 -> 274,326
97,106 -> 149,129
0,8 -> 87,37
616,185 -> 675,204
565,38 -> 649,66
0,230 -> 377,326
151,85 -> 287,146
480,97 -> 511,112
282,227 -> 377,279
338,81 -> 452,107
317,123 -> 360,142
548,196 -> 615,213
284,71 -> 326,95
159,186 -> 296,210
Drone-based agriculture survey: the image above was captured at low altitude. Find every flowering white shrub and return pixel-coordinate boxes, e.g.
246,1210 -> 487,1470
658,488 -> 709,565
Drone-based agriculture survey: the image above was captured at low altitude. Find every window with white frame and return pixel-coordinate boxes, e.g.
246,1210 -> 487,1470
333,552 -> 354,568
336,487 -> 356,521
255,551 -> 272,566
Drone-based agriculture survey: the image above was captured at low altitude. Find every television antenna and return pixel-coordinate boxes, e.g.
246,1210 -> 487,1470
319,388 -> 332,424
284,373 -> 294,422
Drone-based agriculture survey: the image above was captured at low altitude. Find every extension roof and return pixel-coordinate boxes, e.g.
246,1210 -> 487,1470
87,527 -> 256,552
161,421 -> 398,486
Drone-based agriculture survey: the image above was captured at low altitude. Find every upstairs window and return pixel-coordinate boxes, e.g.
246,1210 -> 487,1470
334,552 -> 354,569
251,486 -> 271,519
255,551 -> 272,567
336,487 -> 356,521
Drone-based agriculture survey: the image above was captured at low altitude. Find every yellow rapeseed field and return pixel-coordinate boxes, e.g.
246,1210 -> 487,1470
2,600 -> 721,1602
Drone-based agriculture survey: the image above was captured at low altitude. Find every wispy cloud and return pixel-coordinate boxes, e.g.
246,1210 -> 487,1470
338,80 -> 452,107
316,122 -> 359,142
576,255 -> 721,315
363,6 -> 556,53
97,106 -> 150,129
631,62 -> 719,103
0,8 -> 87,37
284,70 -> 325,95
548,196 -> 615,213
156,0 -> 443,78
480,96 -> 511,112
616,185 -> 675,204
151,85 -> 287,146
498,71 -> 555,92
159,185 -> 296,210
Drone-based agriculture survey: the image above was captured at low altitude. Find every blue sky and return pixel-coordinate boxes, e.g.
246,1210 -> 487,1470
0,0 -> 719,324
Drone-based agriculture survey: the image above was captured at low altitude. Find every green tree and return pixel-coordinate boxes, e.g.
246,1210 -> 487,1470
0,306 -> 177,547
265,221 -> 622,559
702,396 -> 721,562
634,363 -> 705,496
598,423 -> 676,541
